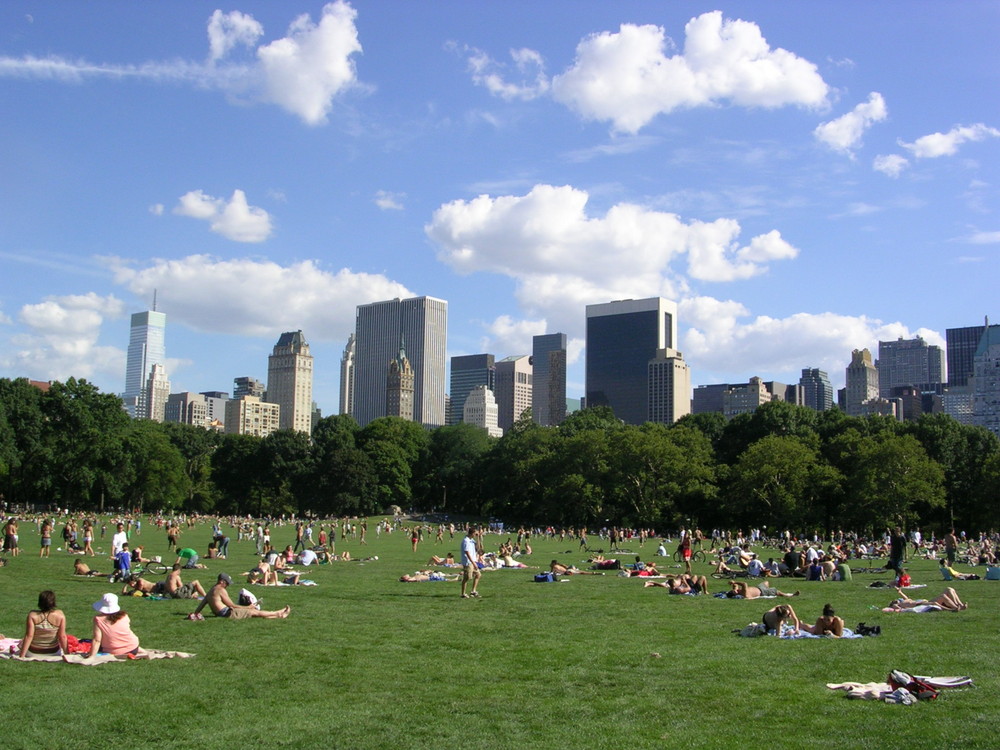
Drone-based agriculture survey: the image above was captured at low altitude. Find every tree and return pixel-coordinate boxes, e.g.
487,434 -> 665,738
418,423 -> 492,513
119,421 -> 189,512
0,378 -> 50,507
357,418 -> 430,510
159,422 -> 220,512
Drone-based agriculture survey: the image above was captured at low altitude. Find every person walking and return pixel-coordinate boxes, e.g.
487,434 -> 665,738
460,527 -> 482,599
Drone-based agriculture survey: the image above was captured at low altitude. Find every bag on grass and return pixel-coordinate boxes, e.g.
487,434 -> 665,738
238,588 -> 259,608
888,670 -> 938,700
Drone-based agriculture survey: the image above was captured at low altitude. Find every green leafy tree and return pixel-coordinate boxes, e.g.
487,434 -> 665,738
159,422 -> 220,512
119,421 -> 189,512
357,417 -> 430,510
418,423 -> 492,513
0,378 -> 50,507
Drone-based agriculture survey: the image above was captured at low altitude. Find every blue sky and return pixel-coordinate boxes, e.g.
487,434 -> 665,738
1,1 -> 997,414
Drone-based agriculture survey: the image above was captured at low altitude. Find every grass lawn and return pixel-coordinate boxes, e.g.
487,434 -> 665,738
0,521 -> 996,749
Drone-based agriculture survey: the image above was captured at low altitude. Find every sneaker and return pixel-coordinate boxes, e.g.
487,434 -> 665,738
461,594 -> 470,599
469,591 -> 481,598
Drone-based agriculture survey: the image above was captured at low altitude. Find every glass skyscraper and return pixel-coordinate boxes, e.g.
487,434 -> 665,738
122,310 -> 166,418
585,298 -> 676,425
353,296 -> 447,427
449,353 -> 495,426
532,333 -> 567,427
946,324 -> 986,388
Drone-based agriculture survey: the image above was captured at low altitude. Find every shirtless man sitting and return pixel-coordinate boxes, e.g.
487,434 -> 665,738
73,559 -> 102,577
727,580 -> 799,599
190,573 -> 290,620
165,563 -> 207,599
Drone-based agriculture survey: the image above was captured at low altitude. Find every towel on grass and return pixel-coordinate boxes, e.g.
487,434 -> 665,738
1,649 -> 194,665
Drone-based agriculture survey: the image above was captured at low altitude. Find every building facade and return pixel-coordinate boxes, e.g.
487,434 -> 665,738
877,336 -> 945,398
354,296 -> 447,427
386,342 -> 416,421
494,355 -> 532,433
532,333 -> 568,427
723,376 -> 775,419
122,310 -> 166,418
165,392 -> 208,427
233,377 -> 265,400
145,363 -> 171,422
266,330 -> 314,435
225,395 -> 280,438
647,348 -> 691,424
448,353 -> 495,426
845,348 -> 880,417
973,321 -> 1000,438
339,333 -> 356,417
946,324 -> 986,388
463,384 -> 503,438
586,298 -> 677,425
799,368 -> 833,411
199,391 -> 228,429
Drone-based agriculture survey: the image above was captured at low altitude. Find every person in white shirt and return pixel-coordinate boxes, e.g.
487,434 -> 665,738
460,527 -> 482,599
111,523 -> 128,556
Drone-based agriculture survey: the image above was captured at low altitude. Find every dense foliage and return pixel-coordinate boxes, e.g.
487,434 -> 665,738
1,378 -> 997,533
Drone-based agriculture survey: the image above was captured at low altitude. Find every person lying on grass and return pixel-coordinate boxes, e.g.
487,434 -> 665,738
190,574 -> 290,620
399,570 -> 460,582
644,573 -> 709,594
802,603 -> 844,637
122,576 -> 164,597
550,560 -> 601,575
726,580 -> 799,599
938,560 -> 980,580
886,586 -> 967,612
73,559 -> 102,577
428,553 -> 458,567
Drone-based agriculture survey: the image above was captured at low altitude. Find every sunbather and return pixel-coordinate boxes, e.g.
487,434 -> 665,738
887,586 -> 967,611
727,581 -> 799,599
190,574 -> 290,619
762,603 -> 801,634
801,603 -> 844,637
399,570 -> 459,582
644,573 -> 709,594
73,559 -> 102,577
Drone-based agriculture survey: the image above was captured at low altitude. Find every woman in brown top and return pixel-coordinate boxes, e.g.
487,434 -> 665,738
20,590 -> 68,655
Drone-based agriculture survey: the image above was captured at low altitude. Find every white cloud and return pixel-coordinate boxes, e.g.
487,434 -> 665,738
174,189 -> 273,243
813,92 -> 887,154
899,123 -> 1000,159
543,11 -> 828,133
374,190 -> 405,211
965,230 -> 1000,244
0,2 -> 362,125
107,254 -> 411,341
426,183 -> 797,338
479,315 -> 546,354
1,293 -> 124,383
149,203 -> 164,216
466,45 -> 549,101
873,153 -> 909,177
679,296 -> 941,388
207,10 -> 264,62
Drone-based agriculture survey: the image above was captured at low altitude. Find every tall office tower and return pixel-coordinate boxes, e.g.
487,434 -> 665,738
947,324 -> 986,387
339,333 -> 356,417
586,298 -> 677,425
354,296 -> 447,427
532,333 -> 567,426
233,377 -> 265,399
165,392 -> 208,426
225,395 -> 281,438
973,320 -> 1000,438
386,340 -> 415,421
266,330 -> 314,435
494,355 -> 533,433
122,309 -> 166,418
647,348 -> 691,424
763,381 -> 803,405
799,368 -> 833,411
449,354 -> 495,426
145,363 -> 171,422
876,336 -> 945,398
845,348 -> 880,416
463,384 -> 504,438
723,376 -> 775,419
199,391 -> 229,429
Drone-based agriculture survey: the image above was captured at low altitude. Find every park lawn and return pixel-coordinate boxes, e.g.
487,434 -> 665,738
0,522 -> 996,750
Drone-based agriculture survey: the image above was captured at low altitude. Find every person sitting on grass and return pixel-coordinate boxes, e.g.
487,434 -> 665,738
886,586 -> 967,612
893,568 -> 912,587
73,559 -> 102,577
726,580 -> 800,599
165,564 -> 207,599
190,573 -> 290,620
20,590 -> 68,656
428,553 -> 458,567
762,603 -> 802,634
801,603 -> 844,637
83,593 -> 142,658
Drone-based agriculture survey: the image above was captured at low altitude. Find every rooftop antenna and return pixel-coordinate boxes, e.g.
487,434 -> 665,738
152,289 -> 158,312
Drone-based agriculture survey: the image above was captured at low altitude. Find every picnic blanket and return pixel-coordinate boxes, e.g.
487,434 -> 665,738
827,675 -> 972,700
1,648 -> 194,665
779,625 -> 862,639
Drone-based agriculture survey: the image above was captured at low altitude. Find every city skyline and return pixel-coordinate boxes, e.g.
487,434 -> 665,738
1,3 -> 997,415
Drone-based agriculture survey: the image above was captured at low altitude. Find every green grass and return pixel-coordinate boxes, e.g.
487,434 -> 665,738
1,523 -> 997,749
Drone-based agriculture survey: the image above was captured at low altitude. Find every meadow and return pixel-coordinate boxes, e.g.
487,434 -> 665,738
0,520 -> 996,750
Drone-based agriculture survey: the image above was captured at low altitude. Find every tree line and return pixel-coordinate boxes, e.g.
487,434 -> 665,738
1,377 -> 998,535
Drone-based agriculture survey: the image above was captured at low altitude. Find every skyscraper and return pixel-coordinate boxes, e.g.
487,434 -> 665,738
266,330 -> 314,435
494,355 -> 532,433
449,353 -> 495,426
234,376 -> 265,400
647,348 -> 691,424
844,349 -> 879,416
463,384 -> 503,438
145,363 -> 171,422
532,333 -> 567,427
876,336 -> 945,398
340,333 -> 356,417
386,340 -> 415,421
122,309 -> 166,418
586,298 -> 677,425
165,392 -> 208,426
946,324 -> 986,388
973,320 -> 1000,438
353,296 -> 447,427
799,368 -> 833,411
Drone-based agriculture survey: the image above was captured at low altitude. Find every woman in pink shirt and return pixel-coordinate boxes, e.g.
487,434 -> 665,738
88,594 -> 141,657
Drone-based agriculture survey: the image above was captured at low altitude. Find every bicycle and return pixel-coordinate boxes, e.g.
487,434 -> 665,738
673,549 -> 707,564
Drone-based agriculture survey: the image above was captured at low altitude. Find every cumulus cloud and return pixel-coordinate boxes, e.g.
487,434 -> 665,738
469,11 -> 827,133
0,293 -> 125,382
899,123 -> 1000,159
479,315 -> 547,355
873,153 -> 909,177
465,45 -> 549,101
964,230 -> 1000,244
174,189 -> 273,242
679,296 -> 941,388
814,92 -> 887,154
106,254 -> 411,341
0,2 -> 362,125
374,190 -> 405,211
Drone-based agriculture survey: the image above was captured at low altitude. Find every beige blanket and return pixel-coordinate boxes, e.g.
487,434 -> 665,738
1,649 -> 194,665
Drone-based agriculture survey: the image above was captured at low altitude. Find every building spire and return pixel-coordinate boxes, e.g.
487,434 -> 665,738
152,289 -> 157,312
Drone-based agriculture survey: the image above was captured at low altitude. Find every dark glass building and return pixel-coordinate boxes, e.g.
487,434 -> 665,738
946,324 -> 985,388
532,333 -> 567,426
585,298 -> 676,425
448,353 -> 495,426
